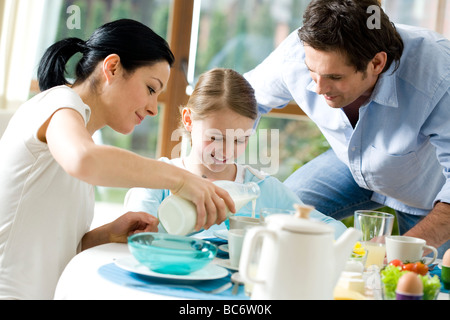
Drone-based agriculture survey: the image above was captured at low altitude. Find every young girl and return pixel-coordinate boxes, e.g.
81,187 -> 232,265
125,68 -> 347,238
0,20 -> 235,300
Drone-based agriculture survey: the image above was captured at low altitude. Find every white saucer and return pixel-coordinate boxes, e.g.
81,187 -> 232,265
424,257 -> 442,268
115,256 -> 229,281
215,258 -> 239,271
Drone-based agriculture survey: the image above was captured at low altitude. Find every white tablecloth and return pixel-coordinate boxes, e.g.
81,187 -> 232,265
55,243 -> 449,300
54,243 -> 180,300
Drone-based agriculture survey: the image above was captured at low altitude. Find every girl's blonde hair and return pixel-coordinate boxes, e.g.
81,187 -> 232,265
182,68 -> 258,125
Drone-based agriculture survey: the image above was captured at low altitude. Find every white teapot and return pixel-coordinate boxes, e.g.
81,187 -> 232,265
239,209 -> 361,300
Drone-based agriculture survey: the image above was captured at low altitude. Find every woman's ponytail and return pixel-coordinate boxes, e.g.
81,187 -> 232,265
37,38 -> 86,91
37,19 -> 174,92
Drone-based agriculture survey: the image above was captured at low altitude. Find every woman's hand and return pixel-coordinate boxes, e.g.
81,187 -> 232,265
107,211 -> 159,243
82,212 -> 159,251
171,172 -> 236,231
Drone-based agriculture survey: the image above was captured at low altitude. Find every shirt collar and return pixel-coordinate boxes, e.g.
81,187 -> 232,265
306,80 -> 317,93
370,64 -> 399,108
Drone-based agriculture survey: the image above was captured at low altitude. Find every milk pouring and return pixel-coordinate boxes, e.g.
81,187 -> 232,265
158,181 -> 260,235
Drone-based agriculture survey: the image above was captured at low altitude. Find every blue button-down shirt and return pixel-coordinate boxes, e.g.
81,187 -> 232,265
245,24 -> 450,216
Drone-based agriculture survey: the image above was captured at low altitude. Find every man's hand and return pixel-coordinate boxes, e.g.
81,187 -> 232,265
404,202 -> 450,254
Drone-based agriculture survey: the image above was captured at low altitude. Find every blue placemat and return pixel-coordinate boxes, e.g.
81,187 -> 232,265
98,263 -> 249,300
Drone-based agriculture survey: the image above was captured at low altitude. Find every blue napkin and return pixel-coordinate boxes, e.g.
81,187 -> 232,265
98,263 -> 249,300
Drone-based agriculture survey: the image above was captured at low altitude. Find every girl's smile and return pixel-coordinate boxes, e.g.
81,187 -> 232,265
184,108 -> 255,180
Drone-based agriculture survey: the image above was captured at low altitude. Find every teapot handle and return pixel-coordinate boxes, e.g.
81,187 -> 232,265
239,227 -> 277,286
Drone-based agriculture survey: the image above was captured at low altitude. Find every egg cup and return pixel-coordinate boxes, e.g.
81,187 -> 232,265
442,265 -> 450,290
395,291 -> 423,300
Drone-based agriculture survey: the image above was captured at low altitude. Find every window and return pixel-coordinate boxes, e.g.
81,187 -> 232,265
445,1 -> 450,38
188,0 -> 322,181
384,0 -> 439,30
54,0 -> 172,79
189,0 -> 309,81
381,0 -> 450,38
186,0 -> 450,181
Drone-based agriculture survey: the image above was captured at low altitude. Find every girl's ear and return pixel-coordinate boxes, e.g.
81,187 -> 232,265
182,107 -> 193,132
102,54 -> 121,84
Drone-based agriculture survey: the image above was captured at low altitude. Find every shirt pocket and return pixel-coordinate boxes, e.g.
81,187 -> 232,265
366,145 -> 421,190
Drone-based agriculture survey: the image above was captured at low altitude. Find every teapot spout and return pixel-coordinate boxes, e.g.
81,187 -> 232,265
333,228 -> 362,284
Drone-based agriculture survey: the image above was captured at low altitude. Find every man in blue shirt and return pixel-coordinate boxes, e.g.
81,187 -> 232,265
245,0 -> 450,257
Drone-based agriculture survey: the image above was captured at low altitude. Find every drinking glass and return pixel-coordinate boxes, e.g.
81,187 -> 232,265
354,210 -> 395,268
228,229 -> 246,269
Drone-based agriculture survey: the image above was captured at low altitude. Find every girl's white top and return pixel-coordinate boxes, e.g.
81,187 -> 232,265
0,86 -> 94,300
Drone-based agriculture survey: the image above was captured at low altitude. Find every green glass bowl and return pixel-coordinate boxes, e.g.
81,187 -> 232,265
128,233 -> 217,275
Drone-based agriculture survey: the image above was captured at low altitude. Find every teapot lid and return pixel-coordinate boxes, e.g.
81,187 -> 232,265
266,214 -> 334,234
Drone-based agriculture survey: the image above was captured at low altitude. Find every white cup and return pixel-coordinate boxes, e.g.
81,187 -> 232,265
386,236 -> 438,264
228,229 -> 246,268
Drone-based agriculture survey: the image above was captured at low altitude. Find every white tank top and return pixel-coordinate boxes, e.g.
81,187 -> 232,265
0,86 -> 94,299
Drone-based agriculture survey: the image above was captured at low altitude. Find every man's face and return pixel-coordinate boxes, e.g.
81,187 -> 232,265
304,45 -> 379,108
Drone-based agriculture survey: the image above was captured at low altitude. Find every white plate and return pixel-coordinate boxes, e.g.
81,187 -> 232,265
218,244 -> 229,252
213,229 -> 228,240
115,256 -> 229,281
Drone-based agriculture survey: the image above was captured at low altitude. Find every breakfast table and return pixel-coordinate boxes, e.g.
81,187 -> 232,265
54,239 -> 449,301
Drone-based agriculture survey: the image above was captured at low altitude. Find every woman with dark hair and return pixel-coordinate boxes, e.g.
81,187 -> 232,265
0,19 -> 234,299
245,0 -> 450,259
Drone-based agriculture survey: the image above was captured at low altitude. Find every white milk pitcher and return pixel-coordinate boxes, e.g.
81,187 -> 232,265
158,181 -> 260,236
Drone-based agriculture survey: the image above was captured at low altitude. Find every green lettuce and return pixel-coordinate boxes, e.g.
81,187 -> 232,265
380,265 -> 441,300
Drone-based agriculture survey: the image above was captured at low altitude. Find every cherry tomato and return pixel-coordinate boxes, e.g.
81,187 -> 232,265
414,262 -> 429,276
389,259 -> 404,267
402,262 -> 428,276
402,263 -> 415,272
